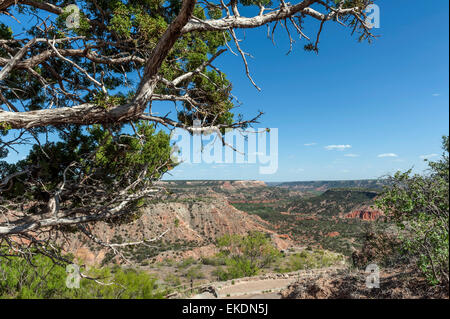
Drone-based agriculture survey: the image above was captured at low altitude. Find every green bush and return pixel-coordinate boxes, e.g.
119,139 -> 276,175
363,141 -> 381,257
0,252 -> 166,299
184,265 -> 205,280
224,257 -> 259,278
215,231 -> 281,279
376,136 -> 449,286
201,255 -> 226,266
177,257 -> 196,269
82,266 -> 165,299
211,267 -> 229,281
164,274 -> 181,287
276,249 -> 344,273
0,253 -> 70,299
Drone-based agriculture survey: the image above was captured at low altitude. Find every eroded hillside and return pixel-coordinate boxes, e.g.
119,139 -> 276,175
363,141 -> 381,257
59,190 -> 291,265
56,180 -> 387,267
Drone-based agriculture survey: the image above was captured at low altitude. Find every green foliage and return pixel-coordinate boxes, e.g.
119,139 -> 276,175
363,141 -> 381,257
289,189 -> 378,217
0,252 -> 70,299
3,122 -> 175,201
91,122 -> 173,183
239,0 -> 272,6
215,231 -> 281,280
221,258 -> 256,280
0,253 -> 166,299
2,0 -> 238,128
376,136 -> 449,286
164,273 -> 181,287
93,92 -> 127,109
0,124 -> 11,165
201,255 -> 226,266
184,264 -> 205,280
232,188 -> 382,256
177,257 -> 196,269
231,203 -> 279,220
82,266 -> 165,299
109,2 -> 133,37
275,249 -> 344,273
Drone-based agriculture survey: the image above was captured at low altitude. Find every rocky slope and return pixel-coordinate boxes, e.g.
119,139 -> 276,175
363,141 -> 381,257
60,194 -> 291,265
280,267 -> 448,299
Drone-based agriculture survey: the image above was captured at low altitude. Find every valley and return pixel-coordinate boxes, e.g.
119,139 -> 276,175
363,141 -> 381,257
56,179 -> 390,297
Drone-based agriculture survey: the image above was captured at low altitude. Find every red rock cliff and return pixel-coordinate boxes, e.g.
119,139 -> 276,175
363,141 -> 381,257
345,209 -> 383,221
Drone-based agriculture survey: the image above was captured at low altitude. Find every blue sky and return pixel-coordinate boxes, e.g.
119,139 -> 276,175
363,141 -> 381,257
164,0 -> 449,181
3,1 -> 449,182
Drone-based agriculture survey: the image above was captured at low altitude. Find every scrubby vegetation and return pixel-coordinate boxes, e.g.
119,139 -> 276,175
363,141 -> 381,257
276,180 -> 385,191
232,189 -> 384,256
275,249 -> 345,273
0,252 -> 166,299
213,232 -> 281,280
376,136 -> 449,286
101,237 -> 201,265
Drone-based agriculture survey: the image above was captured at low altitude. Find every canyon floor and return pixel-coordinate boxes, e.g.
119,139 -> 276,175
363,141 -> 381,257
59,179 -> 446,299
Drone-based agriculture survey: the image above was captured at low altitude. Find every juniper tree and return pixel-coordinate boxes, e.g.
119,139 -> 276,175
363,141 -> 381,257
0,0 -> 377,262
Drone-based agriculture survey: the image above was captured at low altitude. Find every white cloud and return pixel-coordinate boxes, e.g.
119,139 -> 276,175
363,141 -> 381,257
420,153 -> 438,160
325,144 -> 352,151
432,93 -> 441,97
304,142 -> 317,146
377,153 -> 398,158
344,153 -> 360,157
341,169 -> 350,173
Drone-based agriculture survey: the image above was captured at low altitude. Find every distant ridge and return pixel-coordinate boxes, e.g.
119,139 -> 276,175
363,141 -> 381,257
273,179 -> 386,190
159,179 -> 387,190
157,180 -> 266,188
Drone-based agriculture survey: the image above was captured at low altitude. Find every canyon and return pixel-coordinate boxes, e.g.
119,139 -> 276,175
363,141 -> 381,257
58,180 -> 384,266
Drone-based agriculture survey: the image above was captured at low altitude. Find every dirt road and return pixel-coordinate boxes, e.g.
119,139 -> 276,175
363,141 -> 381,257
190,266 -> 346,299
217,278 -> 296,298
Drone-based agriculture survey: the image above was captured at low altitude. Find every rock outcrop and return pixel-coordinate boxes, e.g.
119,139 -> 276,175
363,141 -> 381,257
326,232 -> 340,238
280,267 -> 449,299
345,209 -> 383,221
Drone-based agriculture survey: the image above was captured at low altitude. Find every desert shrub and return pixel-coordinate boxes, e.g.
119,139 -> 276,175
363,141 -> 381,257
352,223 -> 406,269
184,265 -> 205,280
177,257 -> 196,269
376,136 -> 449,286
276,249 -> 344,273
215,231 -> 281,279
211,267 -> 229,281
224,257 -> 259,278
0,252 -> 166,299
82,266 -> 165,299
201,255 -> 226,266
162,258 -> 176,267
164,274 -> 181,287
0,252 -> 73,299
